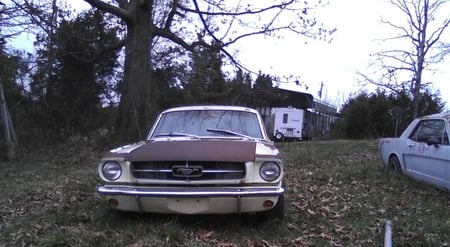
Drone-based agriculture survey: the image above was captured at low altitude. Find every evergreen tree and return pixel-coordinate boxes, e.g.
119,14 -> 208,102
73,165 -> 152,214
185,43 -> 229,104
337,89 -> 445,139
229,68 -> 252,104
253,72 -> 273,90
30,10 -> 120,139
153,67 -> 188,109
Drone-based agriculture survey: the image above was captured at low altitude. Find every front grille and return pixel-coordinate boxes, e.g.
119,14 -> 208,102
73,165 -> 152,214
131,161 -> 246,181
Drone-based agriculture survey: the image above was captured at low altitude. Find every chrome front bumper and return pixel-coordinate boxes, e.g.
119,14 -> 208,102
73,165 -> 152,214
97,185 -> 285,214
97,185 -> 285,197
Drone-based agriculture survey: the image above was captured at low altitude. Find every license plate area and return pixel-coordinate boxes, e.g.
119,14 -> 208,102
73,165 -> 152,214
168,198 -> 209,214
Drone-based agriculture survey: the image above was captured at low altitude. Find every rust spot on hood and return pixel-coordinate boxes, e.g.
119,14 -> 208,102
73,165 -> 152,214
107,139 -> 259,162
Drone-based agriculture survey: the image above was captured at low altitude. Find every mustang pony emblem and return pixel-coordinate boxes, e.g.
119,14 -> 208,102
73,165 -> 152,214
172,165 -> 203,177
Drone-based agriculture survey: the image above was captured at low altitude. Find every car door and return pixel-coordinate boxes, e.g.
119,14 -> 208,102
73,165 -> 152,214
403,119 -> 450,189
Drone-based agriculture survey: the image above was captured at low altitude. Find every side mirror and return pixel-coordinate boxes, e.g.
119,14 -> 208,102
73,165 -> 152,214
426,136 -> 440,147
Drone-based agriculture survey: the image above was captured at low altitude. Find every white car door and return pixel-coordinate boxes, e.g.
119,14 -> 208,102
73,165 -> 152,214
403,119 -> 450,190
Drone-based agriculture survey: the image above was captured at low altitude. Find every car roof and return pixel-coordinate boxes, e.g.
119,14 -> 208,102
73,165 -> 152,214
419,112 -> 450,120
161,105 -> 260,114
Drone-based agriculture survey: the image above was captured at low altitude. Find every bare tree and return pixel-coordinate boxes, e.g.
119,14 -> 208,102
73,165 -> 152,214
0,1 -> 34,43
359,0 -> 450,119
83,0 -> 335,141
0,1 -> 33,160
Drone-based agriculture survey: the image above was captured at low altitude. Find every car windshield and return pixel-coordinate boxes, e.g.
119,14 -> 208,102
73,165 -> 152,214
150,110 -> 264,139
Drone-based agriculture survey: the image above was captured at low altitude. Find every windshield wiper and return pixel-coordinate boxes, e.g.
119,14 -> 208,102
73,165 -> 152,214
206,128 -> 253,139
153,132 -> 200,139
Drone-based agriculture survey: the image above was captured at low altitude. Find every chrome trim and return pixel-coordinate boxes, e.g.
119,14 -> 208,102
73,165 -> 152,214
97,186 -> 284,197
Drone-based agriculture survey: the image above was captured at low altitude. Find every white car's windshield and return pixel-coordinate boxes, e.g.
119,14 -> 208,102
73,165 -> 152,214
150,110 -> 263,139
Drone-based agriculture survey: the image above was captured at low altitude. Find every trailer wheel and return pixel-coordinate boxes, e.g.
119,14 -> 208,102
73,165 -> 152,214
274,132 -> 284,141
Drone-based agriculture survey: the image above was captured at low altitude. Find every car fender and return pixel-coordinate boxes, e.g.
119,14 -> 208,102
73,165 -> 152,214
379,138 -> 406,171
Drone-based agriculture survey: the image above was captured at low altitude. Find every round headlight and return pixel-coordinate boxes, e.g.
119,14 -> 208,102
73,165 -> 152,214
259,162 -> 281,182
102,161 -> 122,180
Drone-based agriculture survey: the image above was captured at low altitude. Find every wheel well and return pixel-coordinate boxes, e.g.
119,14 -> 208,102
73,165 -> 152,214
388,153 -> 403,173
388,153 -> 398,161
388,154 -> 398,166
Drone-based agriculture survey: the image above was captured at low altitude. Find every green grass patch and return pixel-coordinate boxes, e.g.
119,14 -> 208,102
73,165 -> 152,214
0,140 -> 449,246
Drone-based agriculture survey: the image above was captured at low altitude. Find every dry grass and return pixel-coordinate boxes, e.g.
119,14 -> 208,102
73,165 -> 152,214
0,140 -> 449,246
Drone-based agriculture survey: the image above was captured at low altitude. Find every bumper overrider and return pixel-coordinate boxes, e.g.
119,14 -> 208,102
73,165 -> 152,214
97,185 -> 285,214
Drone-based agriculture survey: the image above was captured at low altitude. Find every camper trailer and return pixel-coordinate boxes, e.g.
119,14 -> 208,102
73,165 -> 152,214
268,107 -> 305,141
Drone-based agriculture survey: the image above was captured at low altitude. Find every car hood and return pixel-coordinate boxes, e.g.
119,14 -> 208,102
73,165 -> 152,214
103,138 -> 279,162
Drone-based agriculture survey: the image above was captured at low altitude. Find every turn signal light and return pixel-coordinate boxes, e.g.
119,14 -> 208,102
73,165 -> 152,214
263,200 -> 274,208
108,199 -> 119,207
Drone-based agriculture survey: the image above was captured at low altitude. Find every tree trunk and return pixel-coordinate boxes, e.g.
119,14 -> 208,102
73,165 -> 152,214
412,1 -> 428,120
0,80 -> 18,161
412,79 -> 420,119
115,1 -> 158,142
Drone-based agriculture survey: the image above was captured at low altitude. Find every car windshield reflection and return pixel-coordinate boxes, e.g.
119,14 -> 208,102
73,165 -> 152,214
150,110 -> 263,139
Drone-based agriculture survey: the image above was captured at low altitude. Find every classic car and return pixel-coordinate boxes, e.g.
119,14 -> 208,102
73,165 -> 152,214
379,112 -> 450,190
97,105 -> 285,218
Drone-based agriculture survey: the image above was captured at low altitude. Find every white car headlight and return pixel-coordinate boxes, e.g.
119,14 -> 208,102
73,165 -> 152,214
102,161 -> 122,180
259,162 -> 281,182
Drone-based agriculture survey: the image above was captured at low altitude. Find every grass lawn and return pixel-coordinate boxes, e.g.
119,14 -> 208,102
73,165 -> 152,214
1,140 -> 449,246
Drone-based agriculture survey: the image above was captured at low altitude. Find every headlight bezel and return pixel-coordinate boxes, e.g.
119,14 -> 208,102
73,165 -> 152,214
102,161 -> 122,181
259,161 -> 281,182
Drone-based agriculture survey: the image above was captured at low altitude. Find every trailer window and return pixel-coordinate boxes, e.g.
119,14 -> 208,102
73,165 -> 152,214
283,114 -> 288,124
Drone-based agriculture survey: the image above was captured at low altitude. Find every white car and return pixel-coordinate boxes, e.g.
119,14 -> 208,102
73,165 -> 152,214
97,105 -> 285,218
379,112 -> 450,190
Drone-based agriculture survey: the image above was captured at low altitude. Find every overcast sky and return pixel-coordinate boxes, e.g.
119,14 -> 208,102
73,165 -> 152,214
238,0 -> 450,110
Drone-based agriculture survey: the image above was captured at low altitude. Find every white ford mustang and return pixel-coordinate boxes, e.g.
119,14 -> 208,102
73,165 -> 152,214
97,105 -> 285,219
379,112 -> 450,191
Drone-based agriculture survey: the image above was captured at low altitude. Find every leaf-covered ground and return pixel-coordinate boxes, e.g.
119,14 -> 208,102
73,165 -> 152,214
1,140 -> 449,246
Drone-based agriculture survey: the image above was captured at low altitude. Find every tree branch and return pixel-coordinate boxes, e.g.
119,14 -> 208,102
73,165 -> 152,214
178,0 -> 296,17
83,0 -> 133,23
163,0 -> 180,29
